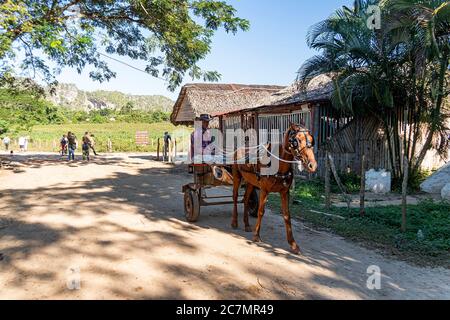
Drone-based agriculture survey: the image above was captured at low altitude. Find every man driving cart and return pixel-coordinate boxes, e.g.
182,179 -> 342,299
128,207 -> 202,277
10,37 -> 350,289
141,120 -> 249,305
190,114 -> 215,163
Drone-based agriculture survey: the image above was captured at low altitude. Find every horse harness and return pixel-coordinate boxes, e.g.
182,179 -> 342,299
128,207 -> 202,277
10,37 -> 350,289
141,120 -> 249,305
239,166 -> 294,188
238,128 -> 313,188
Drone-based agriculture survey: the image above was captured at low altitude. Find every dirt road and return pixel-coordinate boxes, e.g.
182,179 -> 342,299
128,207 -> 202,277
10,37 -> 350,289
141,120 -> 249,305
0,153 -> 449,299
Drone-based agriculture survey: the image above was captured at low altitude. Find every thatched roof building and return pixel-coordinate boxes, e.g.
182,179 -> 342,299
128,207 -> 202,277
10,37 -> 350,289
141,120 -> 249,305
225,74 -> 334,115
170,83 -> 284,125
256,74 -> 333,108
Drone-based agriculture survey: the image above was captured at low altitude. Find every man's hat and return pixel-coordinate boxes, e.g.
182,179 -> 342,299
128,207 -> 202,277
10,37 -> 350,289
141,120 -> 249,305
197,114 -> 213,122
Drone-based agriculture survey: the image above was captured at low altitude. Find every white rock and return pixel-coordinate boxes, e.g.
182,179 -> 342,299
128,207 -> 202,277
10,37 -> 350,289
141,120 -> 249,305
421,163 -> 450,194
441,183 -> 450,201
366,169 -> 391,194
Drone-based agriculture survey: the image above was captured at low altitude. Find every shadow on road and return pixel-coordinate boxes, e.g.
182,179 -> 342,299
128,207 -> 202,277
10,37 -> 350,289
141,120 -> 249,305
0,158 -> 427,299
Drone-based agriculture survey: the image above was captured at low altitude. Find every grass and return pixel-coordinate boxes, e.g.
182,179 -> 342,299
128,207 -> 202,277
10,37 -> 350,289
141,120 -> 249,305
269,179 -> 450,268
9,122 -> 192,153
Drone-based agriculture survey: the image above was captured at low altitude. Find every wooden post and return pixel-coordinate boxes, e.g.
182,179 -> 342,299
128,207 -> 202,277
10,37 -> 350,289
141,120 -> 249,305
168,140 -> 173,163
174,139 -> 177,162
325,151 -> 331,210
107,139 -> 112,153
401,155 -> 409,232
360,142 -> 366,217
157,138 -> 161,161
328,153 -> 352,209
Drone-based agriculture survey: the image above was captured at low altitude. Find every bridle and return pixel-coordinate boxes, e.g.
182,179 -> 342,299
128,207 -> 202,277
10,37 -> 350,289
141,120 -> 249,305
286,129 -> 315,164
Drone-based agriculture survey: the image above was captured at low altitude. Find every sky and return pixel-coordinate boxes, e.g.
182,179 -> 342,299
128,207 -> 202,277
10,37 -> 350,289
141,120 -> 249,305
55,0 -> 353,100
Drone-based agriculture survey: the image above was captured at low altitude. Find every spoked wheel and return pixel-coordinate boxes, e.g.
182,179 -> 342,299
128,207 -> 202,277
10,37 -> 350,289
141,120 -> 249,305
248,188 -> 260,218
184,189 -> 200,223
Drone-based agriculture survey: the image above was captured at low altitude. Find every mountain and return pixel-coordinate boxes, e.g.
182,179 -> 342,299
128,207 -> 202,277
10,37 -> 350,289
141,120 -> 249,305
46,83 -> 174,112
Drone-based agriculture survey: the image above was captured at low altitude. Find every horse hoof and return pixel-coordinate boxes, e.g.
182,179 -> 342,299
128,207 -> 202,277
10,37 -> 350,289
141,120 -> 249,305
245,226 -> 253,233
290,244 -> 301,255
231,223 -> 238,230
253,235 -> 262,243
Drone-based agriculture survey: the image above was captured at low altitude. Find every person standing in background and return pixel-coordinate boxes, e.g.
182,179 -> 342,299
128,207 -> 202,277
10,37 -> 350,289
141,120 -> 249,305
18,136 -> 26,152
163,131 -> 172,162
2,136 -> 10,151
60,134 -> 68,156
88,133 -> 98,156
82,132 -> 91,161
67,132 -> 77,161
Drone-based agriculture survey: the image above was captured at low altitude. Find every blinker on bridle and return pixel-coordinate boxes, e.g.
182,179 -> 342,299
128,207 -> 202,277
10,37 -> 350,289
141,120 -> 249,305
288,129 -> 314,151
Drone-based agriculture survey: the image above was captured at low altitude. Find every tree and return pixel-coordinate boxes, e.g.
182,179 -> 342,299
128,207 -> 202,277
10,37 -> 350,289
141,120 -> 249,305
298,0 -> 449,182
121,101 -> 135,114
381,0 -> 450,175
0,0 -> 249,91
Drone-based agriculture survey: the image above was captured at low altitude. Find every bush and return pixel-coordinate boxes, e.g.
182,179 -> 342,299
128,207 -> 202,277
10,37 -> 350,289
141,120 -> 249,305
0,119 -> 9,135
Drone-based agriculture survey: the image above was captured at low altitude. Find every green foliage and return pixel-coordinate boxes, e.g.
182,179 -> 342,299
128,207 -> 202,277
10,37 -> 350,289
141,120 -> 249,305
408,169 -> 433,192
298,0 -> 450,180
0,119 -> 9,135
272,180 -> 450,267
121,102 -> 135,114
333,171 -> 361,193
0,0 -> 249,90
0,88 -> 66,133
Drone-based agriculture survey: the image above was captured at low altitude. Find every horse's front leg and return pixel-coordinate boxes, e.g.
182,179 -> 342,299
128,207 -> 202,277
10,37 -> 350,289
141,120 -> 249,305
231,166 -> 241,229
253,189 -> 268,243
281,191 -> 300,254
242,184 -> 254,232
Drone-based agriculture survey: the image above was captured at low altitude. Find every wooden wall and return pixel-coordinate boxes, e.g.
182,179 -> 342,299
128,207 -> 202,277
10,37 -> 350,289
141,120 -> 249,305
313,104 -> 448,178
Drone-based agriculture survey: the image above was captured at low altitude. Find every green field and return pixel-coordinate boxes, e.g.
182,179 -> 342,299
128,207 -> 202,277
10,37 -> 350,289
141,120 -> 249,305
9,122 -> 192,153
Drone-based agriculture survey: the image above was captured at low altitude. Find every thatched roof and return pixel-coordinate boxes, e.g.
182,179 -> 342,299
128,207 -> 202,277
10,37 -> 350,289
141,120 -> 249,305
171,83 -> 284,125
245,74 -> 334,111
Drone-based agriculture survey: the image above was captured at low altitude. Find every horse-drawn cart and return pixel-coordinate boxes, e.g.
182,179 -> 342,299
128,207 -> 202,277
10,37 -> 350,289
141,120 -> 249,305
183,164 -> 260,222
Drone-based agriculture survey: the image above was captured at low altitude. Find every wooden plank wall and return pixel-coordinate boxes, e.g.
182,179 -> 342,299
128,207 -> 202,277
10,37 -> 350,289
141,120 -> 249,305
313,104 -> 437,178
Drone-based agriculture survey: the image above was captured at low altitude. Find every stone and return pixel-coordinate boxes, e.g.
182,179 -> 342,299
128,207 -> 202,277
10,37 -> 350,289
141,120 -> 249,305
421,163 -> 450,194
366,169 -> 391,194
441,183 -> 450,201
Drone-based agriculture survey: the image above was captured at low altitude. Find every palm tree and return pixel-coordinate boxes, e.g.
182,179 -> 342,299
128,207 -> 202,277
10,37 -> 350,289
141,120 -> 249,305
298,0 -> 449,181
298,0 -> 405,179
381,0 -> 450,174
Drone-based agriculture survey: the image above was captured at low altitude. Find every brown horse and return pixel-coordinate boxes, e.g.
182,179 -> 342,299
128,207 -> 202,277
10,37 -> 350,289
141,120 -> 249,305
232,124 -> 317,254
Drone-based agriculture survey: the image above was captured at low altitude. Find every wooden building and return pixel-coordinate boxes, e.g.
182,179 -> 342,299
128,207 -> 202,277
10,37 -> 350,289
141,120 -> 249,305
171,76 -> 447,177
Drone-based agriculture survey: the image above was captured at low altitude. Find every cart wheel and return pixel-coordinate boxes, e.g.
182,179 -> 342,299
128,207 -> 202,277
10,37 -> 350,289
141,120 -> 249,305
184,189 -> 200,222
248,188 -> 260,218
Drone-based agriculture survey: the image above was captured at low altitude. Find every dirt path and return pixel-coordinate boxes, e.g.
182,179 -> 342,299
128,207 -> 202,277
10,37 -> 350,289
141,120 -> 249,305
0,153 -> 449,300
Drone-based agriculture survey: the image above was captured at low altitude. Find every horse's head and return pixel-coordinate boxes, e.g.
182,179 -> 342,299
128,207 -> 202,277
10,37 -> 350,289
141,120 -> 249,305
286,124 -> 318,173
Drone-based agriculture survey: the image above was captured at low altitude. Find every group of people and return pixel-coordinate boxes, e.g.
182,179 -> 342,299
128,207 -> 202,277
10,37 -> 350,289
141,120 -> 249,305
60,131 -> 98,161
1,135 -> 29,153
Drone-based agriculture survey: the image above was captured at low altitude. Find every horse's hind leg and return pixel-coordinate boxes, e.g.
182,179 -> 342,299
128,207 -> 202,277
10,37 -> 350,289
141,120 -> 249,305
281,191 -> 300,254
253,189 -> 268,243
231,166 -> 241,229
243,184 -> 254,232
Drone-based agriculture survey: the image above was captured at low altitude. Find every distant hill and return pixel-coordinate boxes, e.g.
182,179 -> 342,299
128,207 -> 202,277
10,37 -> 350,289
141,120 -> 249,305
46,83 -> 174,112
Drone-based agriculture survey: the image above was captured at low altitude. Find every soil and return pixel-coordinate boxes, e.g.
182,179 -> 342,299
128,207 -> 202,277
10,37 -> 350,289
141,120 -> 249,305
0,152 -> 449,299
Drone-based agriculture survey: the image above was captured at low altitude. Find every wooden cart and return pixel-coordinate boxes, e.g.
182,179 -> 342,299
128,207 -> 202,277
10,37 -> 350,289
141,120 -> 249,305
183,164 -> 260,222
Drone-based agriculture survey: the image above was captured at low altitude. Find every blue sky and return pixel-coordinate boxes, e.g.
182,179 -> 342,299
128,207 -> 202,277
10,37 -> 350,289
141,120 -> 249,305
56,0 -> 353,99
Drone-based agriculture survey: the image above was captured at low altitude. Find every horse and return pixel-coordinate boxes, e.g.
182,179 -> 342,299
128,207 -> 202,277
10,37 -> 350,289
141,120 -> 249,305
231,124 -> 318,254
